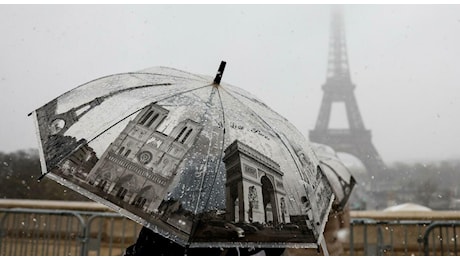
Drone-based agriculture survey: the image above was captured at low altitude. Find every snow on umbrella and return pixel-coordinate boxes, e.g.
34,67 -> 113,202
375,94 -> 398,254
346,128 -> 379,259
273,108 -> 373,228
30,61 -> 334,249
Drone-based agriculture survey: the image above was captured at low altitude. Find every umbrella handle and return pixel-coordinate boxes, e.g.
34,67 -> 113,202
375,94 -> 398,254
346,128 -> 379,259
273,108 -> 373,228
213,61 -> 227,84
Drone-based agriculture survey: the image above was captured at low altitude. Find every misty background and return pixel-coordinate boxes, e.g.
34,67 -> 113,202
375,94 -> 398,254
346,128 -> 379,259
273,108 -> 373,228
0,4 -> 459,209
1,4 -> 460,163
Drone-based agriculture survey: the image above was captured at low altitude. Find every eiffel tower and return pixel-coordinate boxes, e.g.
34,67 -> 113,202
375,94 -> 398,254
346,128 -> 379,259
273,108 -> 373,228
309,7 -> 386,208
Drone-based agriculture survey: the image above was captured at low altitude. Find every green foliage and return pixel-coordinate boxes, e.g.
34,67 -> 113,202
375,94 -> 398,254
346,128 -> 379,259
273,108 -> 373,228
0,149 -> 89,201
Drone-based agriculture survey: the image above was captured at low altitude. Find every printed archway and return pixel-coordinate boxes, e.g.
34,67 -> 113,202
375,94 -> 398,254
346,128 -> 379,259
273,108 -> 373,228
261,175 -> 279,225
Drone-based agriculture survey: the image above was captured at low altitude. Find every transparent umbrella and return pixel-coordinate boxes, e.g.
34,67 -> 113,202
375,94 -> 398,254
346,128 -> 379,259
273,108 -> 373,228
30,61 -> 334,249
311,143 -> 356,212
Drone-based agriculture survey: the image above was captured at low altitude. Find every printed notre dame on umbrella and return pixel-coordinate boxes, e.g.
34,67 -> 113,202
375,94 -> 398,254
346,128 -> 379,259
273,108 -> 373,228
30,62 -> 335,249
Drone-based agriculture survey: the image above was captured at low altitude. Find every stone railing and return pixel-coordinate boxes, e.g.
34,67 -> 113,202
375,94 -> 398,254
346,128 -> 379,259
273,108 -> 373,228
1,199 -> 459,256
0,199 -> 141,256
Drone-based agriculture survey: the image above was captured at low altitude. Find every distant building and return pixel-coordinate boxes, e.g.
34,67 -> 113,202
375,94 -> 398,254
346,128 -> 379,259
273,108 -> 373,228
86,103 -> 202,213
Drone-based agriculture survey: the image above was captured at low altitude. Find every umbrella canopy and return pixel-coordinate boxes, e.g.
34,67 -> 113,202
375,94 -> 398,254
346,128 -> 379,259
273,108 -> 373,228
311,143 -> 356,211
30,62 -> 334,249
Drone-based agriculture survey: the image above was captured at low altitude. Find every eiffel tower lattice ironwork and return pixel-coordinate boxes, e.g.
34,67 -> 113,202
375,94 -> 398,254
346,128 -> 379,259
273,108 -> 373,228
309,8 -> 386,180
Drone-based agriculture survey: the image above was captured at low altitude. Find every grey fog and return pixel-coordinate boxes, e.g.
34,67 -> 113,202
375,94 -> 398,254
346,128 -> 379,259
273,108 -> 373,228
1,4 -> 460,164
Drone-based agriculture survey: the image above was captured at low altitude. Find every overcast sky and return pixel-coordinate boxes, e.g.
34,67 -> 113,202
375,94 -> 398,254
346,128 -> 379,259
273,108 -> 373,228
1,4 -> 459,164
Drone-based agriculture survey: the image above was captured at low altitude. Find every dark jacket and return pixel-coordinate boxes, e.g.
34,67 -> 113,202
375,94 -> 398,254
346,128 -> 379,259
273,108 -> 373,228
124,226 -> 285,256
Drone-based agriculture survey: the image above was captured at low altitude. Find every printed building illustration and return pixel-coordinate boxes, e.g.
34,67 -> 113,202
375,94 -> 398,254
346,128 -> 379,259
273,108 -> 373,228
58,140 -> 98,180
86,102 -> 202,213
223,140 -> 290,225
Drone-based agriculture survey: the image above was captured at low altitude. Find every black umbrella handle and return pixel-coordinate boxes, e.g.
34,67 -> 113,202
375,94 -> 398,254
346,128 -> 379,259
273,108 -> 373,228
213,61 -> 227,85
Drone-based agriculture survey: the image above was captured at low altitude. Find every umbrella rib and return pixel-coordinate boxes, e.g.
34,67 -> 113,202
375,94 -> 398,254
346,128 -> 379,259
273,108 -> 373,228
37,83 -> 213,180
38,107 -> 145,180
87,83 -> 172,112
188,86 -> 226,246
152,66 -> 212,81
219,87 -> 308,184
221,88 -> 334,232
127,71 -> 210,83
86,83 -> 214,144
223,87 -> 292,125
69,81 -> 202,122
30,71 -> 208,112
191,86 -> 223,213
197,86 -> 227,212
219,88 -> 328,231
28,82 -> 171,117
82,71 -> 207,88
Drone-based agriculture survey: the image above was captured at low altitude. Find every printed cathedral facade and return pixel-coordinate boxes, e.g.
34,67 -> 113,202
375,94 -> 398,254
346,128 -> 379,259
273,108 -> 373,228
86,103 -> 201,213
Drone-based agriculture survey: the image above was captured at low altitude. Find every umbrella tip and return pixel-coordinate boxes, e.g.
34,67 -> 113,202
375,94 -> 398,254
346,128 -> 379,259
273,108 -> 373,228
37,173 -> 48,182
213,60 -> 226,85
